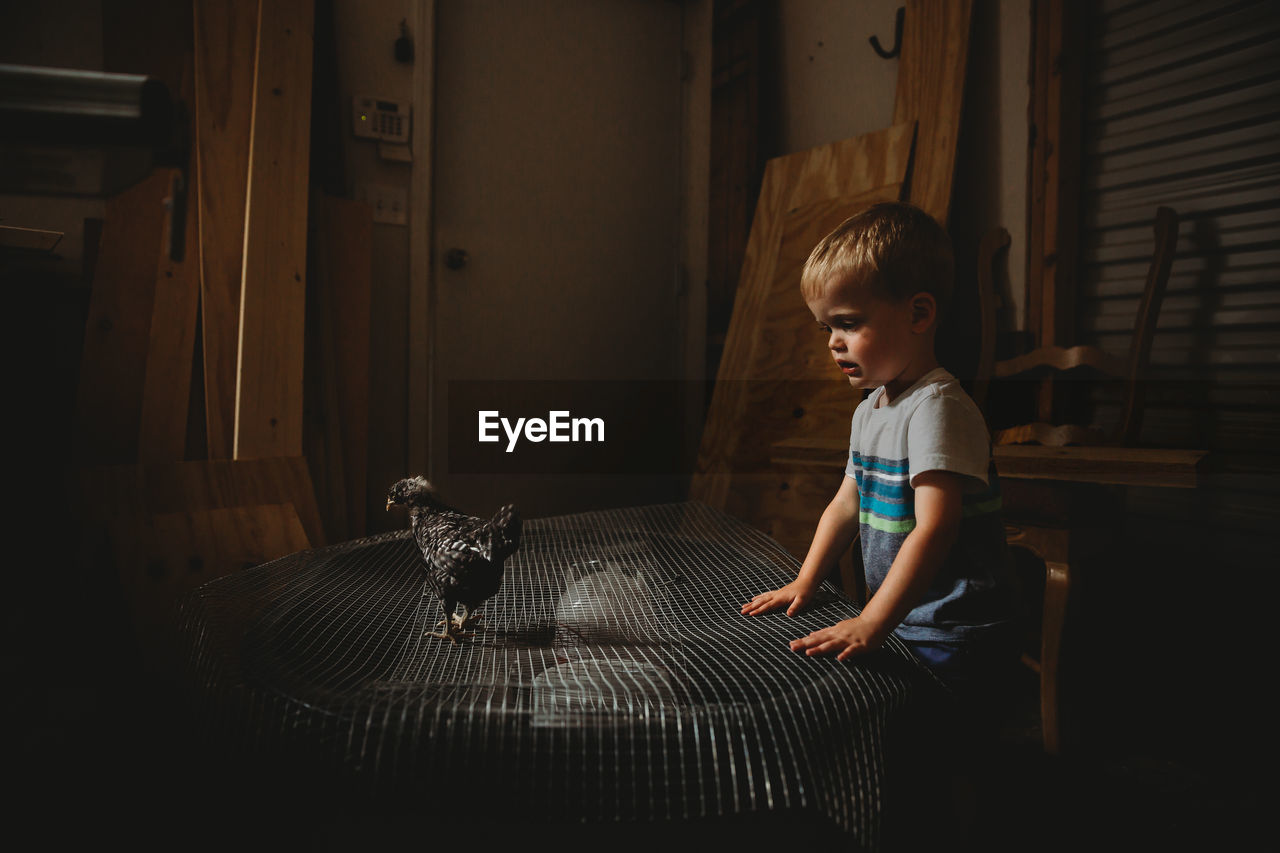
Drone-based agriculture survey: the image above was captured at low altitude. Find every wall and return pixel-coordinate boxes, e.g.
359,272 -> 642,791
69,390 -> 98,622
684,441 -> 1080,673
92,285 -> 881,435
771,0 -> 900,151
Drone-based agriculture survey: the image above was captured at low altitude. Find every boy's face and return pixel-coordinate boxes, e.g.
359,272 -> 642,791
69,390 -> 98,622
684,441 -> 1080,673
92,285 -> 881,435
806,274 -> 933,396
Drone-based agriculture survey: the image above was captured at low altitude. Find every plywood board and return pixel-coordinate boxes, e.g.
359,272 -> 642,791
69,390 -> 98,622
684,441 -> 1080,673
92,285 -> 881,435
76,456 -> 323,670
194,0 -> 258,458
234,0 -> 314,460
99,499 -> 309,671
691,121 -> 914,535
138,58 -> 202,463
74,169 -> 171,464
79,456 -> 326,549
146,503 -> 309,599
893,0 -> 973,224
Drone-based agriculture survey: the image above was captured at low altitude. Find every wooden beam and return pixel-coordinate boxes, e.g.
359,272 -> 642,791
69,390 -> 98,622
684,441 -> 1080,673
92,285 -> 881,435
893,0 -> 974,225
234,0 -> 315,459
194,0 -> 259,459
1026,0 -> 1085,422
79,456 -> 326,549
77,459 -> 316,670
81,0 -> 197,465
138,57 -> 202,463
137,167 -> 202,463
75,169 -> 171,464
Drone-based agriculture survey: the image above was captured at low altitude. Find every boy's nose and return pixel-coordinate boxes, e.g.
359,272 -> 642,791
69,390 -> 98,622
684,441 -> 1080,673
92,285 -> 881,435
829,333 -> 845,351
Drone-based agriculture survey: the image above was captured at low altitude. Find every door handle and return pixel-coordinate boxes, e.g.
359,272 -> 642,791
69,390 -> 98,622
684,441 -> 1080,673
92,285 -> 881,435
445,247 -> 469,270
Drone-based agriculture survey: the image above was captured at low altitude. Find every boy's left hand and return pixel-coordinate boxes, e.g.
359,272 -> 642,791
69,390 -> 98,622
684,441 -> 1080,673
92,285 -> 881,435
789,617 -> 886,661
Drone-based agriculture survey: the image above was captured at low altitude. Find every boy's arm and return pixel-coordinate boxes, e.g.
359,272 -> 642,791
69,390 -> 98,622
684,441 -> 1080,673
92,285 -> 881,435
794,474 -> 861,591
742,474 -> 860,616
789,469 -> 964,658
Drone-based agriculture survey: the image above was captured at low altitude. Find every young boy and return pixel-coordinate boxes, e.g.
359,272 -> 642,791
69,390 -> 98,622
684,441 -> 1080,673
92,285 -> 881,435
741,201 -> 1016,699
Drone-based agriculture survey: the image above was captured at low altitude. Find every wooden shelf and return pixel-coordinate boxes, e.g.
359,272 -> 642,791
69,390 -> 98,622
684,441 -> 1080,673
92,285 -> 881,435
770,437 -> 1207,489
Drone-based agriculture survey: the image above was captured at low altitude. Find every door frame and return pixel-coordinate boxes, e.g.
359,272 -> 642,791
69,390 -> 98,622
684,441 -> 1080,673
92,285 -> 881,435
407,0 -> 436,477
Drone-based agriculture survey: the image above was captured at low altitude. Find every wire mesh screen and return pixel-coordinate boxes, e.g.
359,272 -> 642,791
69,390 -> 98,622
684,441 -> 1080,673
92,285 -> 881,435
173,501 -> 939,847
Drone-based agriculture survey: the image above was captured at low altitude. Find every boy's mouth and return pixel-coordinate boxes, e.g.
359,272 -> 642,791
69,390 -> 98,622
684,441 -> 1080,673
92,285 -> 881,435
837,361 -> 859,375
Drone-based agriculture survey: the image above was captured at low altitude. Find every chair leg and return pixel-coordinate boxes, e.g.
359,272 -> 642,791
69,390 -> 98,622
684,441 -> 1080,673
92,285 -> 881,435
1041,558 -> 1071,754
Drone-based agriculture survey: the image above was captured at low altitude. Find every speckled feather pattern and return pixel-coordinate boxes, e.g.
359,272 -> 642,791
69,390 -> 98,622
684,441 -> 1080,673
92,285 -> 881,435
410,504 -> 521,613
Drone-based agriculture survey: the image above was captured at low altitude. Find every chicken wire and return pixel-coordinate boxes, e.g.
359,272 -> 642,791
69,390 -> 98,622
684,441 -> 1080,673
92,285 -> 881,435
172,501 -> 941,847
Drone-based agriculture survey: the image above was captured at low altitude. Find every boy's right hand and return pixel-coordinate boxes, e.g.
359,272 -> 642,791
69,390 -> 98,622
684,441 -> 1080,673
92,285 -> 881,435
741,580 -> 817,617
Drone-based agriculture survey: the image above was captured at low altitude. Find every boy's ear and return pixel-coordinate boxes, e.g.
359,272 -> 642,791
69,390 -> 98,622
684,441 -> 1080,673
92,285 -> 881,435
909,292 -> 938,332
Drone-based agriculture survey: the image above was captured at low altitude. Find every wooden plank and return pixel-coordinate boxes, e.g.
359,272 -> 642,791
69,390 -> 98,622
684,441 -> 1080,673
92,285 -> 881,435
194,0 -> 259,459
75,455 -> 323,670
99,499 -> 309,670
0,225 -> 62,252
995,445 -> 1206,487
85,0 -> 193,465
770,436 -> 1207,489
74,169 -> 171,464
691,121 -> 914,516
1027,0 -> 1051,346
146,457 -> 325,547
138,57 -> 202,463
1026,0 -> 1086,422
234,0 -> 314,460
137,167 -> 202,462
893,0 -> 974,225
148,502 -> 309,593
79,456 -> 325,549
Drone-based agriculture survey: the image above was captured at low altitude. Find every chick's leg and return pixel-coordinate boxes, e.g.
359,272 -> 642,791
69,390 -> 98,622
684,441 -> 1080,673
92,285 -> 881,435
457,605 -> 484,631
450,604 -> 481,636
425,599 -> 461,644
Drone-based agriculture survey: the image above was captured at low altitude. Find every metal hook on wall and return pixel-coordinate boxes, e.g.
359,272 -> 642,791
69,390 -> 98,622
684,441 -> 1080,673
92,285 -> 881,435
870,7 -> 905,59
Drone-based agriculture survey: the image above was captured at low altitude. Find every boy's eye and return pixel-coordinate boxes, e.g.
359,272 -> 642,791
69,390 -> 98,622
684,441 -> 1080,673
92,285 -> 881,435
820,320 -> 859,332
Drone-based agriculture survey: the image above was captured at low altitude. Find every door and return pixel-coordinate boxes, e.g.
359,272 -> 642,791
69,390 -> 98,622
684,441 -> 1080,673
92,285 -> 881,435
430,0 -> 686,518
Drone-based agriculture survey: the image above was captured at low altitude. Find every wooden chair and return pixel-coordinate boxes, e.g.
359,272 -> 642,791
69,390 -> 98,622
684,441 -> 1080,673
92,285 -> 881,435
979,207 -> 1180,447
974,206 -> 1179,753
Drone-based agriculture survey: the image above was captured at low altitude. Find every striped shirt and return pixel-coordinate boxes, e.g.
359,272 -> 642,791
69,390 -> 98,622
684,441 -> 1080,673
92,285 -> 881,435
846,368 -> 1015,642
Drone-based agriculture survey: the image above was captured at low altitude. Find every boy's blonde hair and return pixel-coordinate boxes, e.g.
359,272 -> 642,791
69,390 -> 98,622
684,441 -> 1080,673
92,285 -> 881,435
800,201 -> 954,315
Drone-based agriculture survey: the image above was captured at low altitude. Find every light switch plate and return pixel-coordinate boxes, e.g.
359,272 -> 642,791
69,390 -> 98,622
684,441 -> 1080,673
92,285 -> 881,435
354,182 -> 408,226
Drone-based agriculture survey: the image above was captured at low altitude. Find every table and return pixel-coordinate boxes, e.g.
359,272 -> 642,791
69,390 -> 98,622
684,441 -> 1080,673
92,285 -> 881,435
173,501 -> 940,847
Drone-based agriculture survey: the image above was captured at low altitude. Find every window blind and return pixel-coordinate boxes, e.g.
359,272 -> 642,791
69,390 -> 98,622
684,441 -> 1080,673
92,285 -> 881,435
1077,0 -> 1280,535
